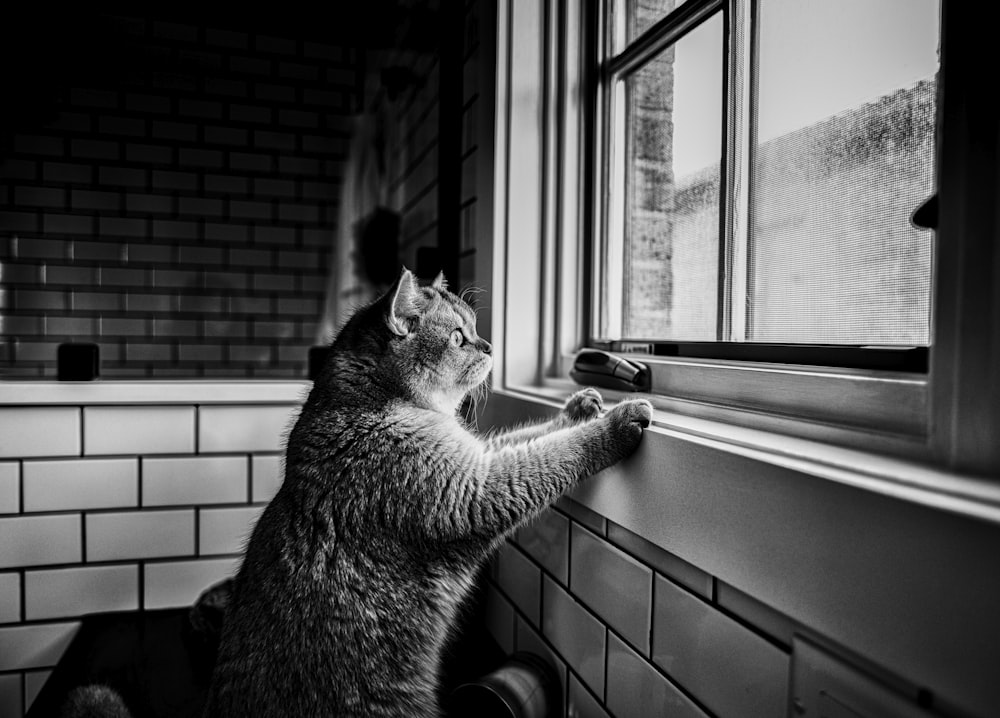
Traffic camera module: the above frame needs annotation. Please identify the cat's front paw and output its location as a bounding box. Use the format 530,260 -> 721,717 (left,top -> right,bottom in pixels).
561,388 -> 603,423
605,399 -> 653,454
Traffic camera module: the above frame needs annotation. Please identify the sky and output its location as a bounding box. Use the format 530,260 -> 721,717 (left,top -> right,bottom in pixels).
667,0 -> 940,177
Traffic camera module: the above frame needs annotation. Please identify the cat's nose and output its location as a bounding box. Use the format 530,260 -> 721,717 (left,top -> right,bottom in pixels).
478,339 -> 492,355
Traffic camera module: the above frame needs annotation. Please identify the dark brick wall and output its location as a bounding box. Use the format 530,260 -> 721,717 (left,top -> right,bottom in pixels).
0,14 -> 359,378
325,0 -> 484,330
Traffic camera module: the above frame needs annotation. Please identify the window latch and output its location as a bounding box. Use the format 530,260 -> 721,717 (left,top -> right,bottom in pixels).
570,350 -> 650,392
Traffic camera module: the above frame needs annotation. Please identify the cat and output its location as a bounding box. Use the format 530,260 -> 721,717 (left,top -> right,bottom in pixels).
203,268 -> 652,717
59,686 -> 132,718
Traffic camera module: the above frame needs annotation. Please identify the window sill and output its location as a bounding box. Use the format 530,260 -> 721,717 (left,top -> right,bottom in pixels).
0,380 -> 311,406
499,378 -> 1000,525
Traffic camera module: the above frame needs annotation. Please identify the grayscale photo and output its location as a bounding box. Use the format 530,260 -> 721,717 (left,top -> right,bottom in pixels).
0,1 -> 995,717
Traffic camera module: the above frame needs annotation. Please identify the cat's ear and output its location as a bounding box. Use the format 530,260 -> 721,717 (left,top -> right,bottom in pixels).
431,271 -> 448,291
387,268 -> 420,336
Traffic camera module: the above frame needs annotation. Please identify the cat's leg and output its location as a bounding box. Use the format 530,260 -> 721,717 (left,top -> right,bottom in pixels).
465,398 -> 651,539
483,388 -> 604,449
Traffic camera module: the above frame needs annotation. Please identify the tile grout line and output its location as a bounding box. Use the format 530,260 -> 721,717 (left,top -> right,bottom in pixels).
246,454 -> 254,504
193,405 -> 200,454
138,561 -> 145,611
194,507 -> 201,557
603,626 -> 610,706
19,568 -> 26,624
80,511 -> 87,564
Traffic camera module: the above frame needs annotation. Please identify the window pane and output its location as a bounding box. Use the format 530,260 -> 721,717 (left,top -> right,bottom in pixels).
613,0 -> 692,54
620,13 -> 723,340
750,0 -> 939,345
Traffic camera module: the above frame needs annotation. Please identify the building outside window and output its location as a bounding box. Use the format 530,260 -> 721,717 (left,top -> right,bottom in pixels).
599,0 -> 939,350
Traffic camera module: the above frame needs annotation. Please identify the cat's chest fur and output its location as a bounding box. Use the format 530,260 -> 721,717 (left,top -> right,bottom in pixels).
210,402 -> 487,716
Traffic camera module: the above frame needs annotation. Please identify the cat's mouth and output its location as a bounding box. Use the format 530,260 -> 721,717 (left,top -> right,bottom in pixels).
461,355 -> 493,388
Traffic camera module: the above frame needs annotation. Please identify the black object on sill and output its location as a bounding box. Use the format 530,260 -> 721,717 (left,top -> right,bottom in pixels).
570,349 -> 651,392
57,342 -> 100,381
309,346 -> 333,381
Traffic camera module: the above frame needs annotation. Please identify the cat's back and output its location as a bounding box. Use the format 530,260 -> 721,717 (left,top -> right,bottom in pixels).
289,395 -> 474,484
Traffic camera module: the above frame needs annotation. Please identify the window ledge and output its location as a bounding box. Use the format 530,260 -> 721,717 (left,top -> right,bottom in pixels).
498,380 -> 1000,526
0,380 -> 312,406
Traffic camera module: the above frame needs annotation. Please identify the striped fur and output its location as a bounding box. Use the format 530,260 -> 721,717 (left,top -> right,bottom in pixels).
205,270 -> 651,717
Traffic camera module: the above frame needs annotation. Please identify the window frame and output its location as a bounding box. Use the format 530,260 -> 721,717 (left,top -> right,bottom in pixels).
484,5 -> 1000,713
489,0 -> 1000,476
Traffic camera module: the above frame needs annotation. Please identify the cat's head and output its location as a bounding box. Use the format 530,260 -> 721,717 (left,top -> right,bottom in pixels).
330,268 -> 492,413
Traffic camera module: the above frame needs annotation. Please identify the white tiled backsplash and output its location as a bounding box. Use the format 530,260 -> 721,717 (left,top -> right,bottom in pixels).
0,381 -> 305,715
486,497 -> 795,718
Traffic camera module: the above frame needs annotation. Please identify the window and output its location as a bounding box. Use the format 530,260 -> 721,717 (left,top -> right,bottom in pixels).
491,0 -> 1000,472
597,0 -> 939,354
559,0 -> 949,449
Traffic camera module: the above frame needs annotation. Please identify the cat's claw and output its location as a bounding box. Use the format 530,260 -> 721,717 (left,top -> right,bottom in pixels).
561,388 -> 604,423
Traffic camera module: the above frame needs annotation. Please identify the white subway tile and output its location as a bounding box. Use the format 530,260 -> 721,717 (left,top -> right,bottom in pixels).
607,522 -> 713,599
144,558 -> 239,610
484,583 -> 515,655
251,454 -> 283,502
142,456 -> 247,506
199,405 -> 299,453
24,669 -> 51,711
542,576 -> 606,698
518,508 -> 570,585
86,510 -> 194,561
0,462 -> 18,514
515,616 -> 568,696
25,565 -> 139,620
84,406 -> 195,456
0,621 -> 81,671
568,673 -> 610,718
0,408 -> 81,459
199,506 -> 263,555
607,632 -> 707,718
571,524 -> 652,654
652,574 -> 789,718
0,572 -> 20,623
497,542 -> 541,626
0,673 -> 22,718
23,458 -> 138,512
0,515 -> 81,570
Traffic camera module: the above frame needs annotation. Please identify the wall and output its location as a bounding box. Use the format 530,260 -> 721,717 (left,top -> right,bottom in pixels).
483,500 -> 789,718
0,383 -> 305,716
0,12 -> 356,378
327,0 -> 485,323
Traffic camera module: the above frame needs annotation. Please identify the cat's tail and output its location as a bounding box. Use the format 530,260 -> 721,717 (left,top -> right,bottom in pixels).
59,685 -> 132,718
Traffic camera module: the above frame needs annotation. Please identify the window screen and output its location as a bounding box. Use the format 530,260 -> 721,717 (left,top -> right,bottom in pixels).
601,0 -> 940,352
749,0 -> 938,345
623,12 -> 723,340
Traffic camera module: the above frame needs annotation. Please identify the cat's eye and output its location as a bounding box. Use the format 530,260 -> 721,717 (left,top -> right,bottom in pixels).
450,329 -> 465,347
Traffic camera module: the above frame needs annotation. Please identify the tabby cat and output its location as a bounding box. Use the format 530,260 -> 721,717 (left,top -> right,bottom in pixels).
204,269 -> 652,717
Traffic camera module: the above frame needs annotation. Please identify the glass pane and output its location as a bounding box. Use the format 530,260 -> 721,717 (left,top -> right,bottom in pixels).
620,13 -> 723,340
613,0 -> 692,54
750,0 -> 939,345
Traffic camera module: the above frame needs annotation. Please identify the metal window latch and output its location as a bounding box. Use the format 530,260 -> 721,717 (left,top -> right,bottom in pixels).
570,349 -> 651,392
